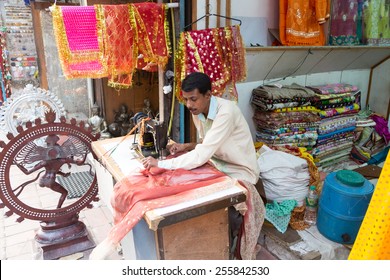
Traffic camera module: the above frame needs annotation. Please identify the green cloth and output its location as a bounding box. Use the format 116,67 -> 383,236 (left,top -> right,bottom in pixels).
265,200 -> 298,233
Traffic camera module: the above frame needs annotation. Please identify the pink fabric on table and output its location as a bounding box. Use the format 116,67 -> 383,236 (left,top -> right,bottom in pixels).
90,162 -> 263,260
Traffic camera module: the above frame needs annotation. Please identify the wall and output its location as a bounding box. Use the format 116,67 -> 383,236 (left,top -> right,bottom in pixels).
368,59 -> 390,126
195,0 -> 279,46
1,0 -> 39,91
40,9 -> 89,119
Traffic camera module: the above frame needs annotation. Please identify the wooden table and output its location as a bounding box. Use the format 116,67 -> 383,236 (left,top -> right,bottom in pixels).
91,136 -> 247,260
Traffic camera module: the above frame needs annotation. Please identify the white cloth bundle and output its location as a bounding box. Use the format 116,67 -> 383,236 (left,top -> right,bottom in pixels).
257,145 -> 310,206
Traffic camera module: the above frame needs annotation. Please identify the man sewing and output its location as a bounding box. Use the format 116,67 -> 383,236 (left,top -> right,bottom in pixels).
142,72 -> 265,260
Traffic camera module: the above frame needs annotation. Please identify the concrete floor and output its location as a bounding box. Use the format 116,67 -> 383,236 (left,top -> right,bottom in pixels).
0,177 -> 123,260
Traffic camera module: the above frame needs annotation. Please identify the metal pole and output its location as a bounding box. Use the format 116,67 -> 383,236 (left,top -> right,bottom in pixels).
179,0 -> 185,143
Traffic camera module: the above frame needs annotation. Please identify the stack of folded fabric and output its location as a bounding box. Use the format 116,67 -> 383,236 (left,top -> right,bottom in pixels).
351,108 -> 390,164
251,84 -> 320,149
307,83 -> 361,167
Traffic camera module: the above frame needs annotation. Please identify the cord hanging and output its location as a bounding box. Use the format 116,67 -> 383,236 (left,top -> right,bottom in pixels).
184,13 -> 242,30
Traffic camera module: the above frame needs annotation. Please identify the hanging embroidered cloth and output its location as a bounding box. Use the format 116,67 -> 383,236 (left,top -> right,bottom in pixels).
279,0 -> 330,46
52,5 -> 107,79
0,46 -> 11,101
175,25 -> 246,102
221,25 -> 247,99
52,3 -> 171,89
329,0 -> 362,46
363,0 -> 390,46
133,2 -> 171,71
95,4 -> 138,89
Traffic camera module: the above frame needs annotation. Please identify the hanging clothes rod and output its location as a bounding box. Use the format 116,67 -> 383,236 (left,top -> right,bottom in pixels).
48,2 -> 179,12
166,3 -> 179,8
184,13 -> 242,29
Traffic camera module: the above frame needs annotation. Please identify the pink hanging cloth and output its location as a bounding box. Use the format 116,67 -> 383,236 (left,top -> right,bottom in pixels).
52,5 -> 107,79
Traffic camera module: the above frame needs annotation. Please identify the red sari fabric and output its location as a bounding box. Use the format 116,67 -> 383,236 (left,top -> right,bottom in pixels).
175,25 -> 246,102
96,4 -> 138,89
133,2 -> 170,70
0,40 -> 6,102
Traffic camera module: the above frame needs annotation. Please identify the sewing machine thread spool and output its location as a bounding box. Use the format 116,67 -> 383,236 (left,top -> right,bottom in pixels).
132,112 -> 158,158
140,132 -> 155,151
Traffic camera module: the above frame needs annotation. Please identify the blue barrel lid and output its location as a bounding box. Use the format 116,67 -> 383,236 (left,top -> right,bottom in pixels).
325,170 -> 374,196
336,170 -> 365,187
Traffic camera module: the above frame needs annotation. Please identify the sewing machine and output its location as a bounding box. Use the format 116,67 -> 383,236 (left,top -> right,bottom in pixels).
131,112 -> 169,160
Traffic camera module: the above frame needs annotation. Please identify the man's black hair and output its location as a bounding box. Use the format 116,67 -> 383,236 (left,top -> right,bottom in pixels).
181,72 -> 211,95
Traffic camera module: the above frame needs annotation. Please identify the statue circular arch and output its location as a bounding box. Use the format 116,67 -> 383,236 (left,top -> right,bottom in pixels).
0,84 -> 66,135
0,114 -> 98,222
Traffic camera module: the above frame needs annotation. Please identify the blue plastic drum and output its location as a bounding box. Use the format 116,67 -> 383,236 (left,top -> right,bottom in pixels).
317,170 -> 374,244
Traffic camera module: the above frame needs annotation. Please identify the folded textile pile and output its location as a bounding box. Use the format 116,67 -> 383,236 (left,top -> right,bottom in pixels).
251,84 -> 316,111
351,110 -> 390,164
257,145 -> 310,206
251,84 -> 320,149
308,83 -> 360,119
307,83 -> 360,167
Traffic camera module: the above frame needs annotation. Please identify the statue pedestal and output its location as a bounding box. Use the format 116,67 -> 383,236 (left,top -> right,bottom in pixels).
35,216 -> 95,260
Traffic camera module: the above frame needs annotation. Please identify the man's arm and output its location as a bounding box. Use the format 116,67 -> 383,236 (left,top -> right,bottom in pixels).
141,142 -> 197,169
156,103 -> 235,170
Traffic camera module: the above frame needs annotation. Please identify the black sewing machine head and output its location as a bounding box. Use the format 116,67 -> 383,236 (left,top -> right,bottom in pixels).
132,112 -> 168,159
154,122 -> 168,159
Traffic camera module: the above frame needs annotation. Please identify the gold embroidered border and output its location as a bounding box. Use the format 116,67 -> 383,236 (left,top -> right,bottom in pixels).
133,3 -> 170,67
52,5 -> 107,79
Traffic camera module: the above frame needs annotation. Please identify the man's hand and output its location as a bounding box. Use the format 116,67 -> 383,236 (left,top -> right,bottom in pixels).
167,143 -> 195,155
141,156 -> 158,169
